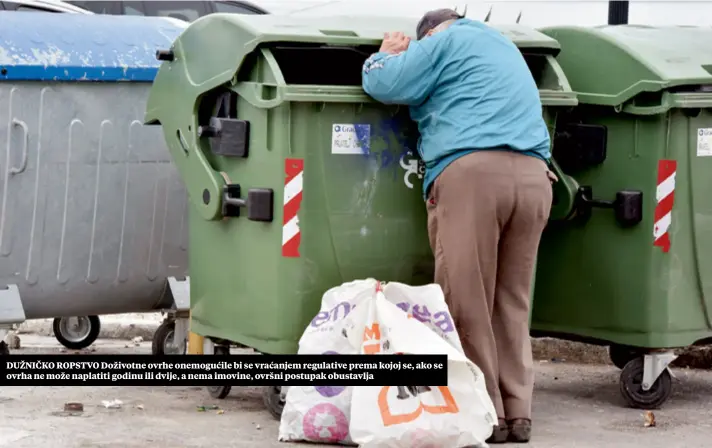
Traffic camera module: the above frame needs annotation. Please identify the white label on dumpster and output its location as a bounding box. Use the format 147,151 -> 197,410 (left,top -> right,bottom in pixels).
399,150 -> 425,189
697,128 -> 712,157
332,124 -> 370,155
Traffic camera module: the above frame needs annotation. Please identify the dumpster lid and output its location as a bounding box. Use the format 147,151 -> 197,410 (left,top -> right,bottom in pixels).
206,14 -> 560,52
542,25 -> 712,106
0,13 -> 186,82
597,26 -> 712,84
492,24 -> 560,52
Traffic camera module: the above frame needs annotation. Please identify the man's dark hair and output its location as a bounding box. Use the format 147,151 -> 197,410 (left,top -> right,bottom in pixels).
416,8 -> 464,40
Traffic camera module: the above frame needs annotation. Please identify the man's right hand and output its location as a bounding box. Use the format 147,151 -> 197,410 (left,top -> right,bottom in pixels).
546,170 -> 558,183
379,32 -> 411,55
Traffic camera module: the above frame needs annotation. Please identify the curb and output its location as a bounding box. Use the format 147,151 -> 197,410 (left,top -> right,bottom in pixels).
532,338 -> 609,364
533,338 -> 712,370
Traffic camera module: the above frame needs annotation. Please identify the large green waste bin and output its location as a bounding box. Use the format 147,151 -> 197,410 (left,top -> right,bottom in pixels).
533,25 -> 712,409
145,15 -> 577,357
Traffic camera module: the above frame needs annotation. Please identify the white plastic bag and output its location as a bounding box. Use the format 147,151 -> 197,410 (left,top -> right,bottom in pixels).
278,280 -> 376,445
278,279 -> 497,447
348,282 -> 497,447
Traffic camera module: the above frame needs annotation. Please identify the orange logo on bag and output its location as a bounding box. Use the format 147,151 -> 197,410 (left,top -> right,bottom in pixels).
363,323 -> 381,354
377,385 -> 459,426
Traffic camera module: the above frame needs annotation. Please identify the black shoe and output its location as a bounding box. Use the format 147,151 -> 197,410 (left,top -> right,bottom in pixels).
507,418 -> 532,443
486,422 -> 509,444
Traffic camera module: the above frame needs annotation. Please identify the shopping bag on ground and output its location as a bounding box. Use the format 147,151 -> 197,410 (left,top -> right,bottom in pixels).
348,282 -> 497,448
278,279 -> 497,447
278,279 -> 377,445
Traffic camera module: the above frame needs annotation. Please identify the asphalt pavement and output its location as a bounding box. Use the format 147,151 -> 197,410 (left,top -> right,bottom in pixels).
1,335 -> 711,447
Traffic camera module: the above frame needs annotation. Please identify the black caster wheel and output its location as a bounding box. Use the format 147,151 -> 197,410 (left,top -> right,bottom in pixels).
609,344 -> 642,370
263,385 -> 285,420
214,345 -> 230,355
207,385 -> 232,399
152,320 -> 186,355
207,345 -> 231,399
620,357 -> 672,409
53,316 -> 101,350
0,341 -> 8,355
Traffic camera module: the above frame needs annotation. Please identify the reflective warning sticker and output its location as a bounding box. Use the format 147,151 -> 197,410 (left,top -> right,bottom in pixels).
283,158 -> 303,258
653,159 -> 676,253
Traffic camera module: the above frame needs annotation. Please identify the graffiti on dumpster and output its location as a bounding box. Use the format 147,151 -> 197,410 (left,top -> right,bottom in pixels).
331,117 -> 425,189
400,150 -> 425,189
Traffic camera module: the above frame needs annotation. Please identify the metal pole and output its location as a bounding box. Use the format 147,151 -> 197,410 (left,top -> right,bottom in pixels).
608,1 -> 629,25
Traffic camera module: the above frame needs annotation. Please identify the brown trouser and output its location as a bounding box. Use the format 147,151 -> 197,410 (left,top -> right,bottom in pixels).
426,150 -> 552,420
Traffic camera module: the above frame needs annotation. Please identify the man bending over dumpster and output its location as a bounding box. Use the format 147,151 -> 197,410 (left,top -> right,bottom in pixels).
361,9 -> 554,444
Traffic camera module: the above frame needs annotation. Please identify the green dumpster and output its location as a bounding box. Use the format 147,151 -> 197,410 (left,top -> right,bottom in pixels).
144,14 -> 577,356
532,25 -> 712,409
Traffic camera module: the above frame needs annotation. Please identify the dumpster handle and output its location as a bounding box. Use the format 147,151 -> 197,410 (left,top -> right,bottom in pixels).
547,158 -> 579,221
232,81 -> 285,110
9,118 -> 29,175
623,91 -> 712,115
230,48 -> 286,110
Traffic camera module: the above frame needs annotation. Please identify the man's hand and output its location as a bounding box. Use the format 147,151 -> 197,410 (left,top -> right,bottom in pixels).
546,170 -> 558,184
379,32 -> 410,55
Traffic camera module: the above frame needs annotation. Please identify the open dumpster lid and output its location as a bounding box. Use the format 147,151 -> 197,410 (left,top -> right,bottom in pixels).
0,13 -> 186,82
147,14 -> 567,118
201,14 -> 560,51
541,25 -> 712,107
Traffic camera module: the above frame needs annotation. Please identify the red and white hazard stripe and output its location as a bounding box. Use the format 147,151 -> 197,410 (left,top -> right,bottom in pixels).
282,158 -> 304,257
653,160 -> 677,253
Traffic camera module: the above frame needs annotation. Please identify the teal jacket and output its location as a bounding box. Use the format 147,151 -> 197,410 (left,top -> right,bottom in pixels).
362,19 -> 551,199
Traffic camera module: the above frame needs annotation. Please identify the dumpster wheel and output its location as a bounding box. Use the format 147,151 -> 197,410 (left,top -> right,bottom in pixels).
206,345 -> 231,399
609,344 -> 642,370
620,357 -> 672,409
152,320 -> 187,355
207,384 -> 232,399
263,385 -> 286,420
53,316 -> 101,350
0,341 -> 8,355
